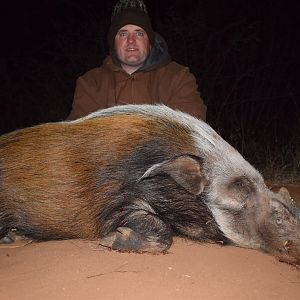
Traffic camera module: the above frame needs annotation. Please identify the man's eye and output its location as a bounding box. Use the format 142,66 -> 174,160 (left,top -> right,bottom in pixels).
119,32 -> 127,37
136,31 -> 145,37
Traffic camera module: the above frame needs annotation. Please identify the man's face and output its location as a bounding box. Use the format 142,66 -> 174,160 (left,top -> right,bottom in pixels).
114,24 -> 151,73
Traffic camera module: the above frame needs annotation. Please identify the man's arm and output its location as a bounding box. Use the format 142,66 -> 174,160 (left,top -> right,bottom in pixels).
67,75 -> 99,121
165,66 -> 207,120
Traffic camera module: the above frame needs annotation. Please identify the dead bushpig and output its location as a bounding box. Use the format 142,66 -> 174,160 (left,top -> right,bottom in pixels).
0,104 -> 299,265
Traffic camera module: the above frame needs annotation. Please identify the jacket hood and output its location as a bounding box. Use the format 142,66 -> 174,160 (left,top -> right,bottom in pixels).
109,32 -> 171,73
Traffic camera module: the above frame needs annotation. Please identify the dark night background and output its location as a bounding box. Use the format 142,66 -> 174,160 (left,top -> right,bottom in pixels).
1,0 -> 299,180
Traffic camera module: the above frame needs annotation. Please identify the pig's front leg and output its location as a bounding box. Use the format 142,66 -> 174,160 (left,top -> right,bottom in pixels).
99,209 -> 172,253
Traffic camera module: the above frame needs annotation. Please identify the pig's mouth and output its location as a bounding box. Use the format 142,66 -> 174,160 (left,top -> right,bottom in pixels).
276,240 -> 300,267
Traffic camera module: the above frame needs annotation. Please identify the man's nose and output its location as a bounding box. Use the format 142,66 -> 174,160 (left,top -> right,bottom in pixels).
127,33 -> 136,43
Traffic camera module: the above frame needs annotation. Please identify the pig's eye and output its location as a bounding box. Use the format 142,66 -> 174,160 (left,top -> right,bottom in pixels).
229,176 -> 254,195
276,218 -> 283,225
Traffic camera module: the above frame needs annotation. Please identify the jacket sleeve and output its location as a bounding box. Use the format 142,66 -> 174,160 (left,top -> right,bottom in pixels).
164,66 -> 207,121
66,74 -> 100,120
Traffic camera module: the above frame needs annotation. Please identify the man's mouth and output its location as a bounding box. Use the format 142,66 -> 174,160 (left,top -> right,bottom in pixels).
126,48 -> 138,51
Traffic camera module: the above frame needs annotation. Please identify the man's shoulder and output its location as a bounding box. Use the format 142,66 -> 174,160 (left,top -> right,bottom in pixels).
82,67 -> 102,76
151,61 -> 192,81
79,57 -> 114,80
77,67 -> 102,86
158,61 -> 189,73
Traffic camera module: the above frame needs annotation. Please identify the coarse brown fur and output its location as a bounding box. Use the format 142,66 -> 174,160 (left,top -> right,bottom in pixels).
0,114 -> 195,240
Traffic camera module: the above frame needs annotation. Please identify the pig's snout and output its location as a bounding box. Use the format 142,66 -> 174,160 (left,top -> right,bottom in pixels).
259,188 -> 300,266
277,240 -> 300,266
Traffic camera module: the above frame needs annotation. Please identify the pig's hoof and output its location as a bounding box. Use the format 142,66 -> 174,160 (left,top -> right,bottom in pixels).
0,235 -> 15,244
99,227 -> 143,252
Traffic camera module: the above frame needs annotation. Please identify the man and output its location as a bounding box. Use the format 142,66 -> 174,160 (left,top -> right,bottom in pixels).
67,0 -> 207,120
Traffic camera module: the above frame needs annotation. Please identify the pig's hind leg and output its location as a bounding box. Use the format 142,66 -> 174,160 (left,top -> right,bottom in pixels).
99,206 -> 173,253
0,212 -> 15,243
0,231 -> 15,244
0,213 -> 31,245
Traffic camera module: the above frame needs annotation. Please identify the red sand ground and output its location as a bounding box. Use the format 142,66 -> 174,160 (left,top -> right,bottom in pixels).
1,184 -> 300,300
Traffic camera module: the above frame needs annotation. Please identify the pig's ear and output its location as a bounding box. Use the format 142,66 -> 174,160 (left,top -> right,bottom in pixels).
277,187 -> 300,217
139,155 -> 207,195
278,187 -> 292,201
278,187 -> 294,207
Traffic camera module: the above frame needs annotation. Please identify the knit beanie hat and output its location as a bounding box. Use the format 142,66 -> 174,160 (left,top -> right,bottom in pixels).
108,0 -> 155,49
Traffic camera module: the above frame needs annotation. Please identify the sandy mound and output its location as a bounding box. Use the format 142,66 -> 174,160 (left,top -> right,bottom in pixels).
1,185 -> 300,300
